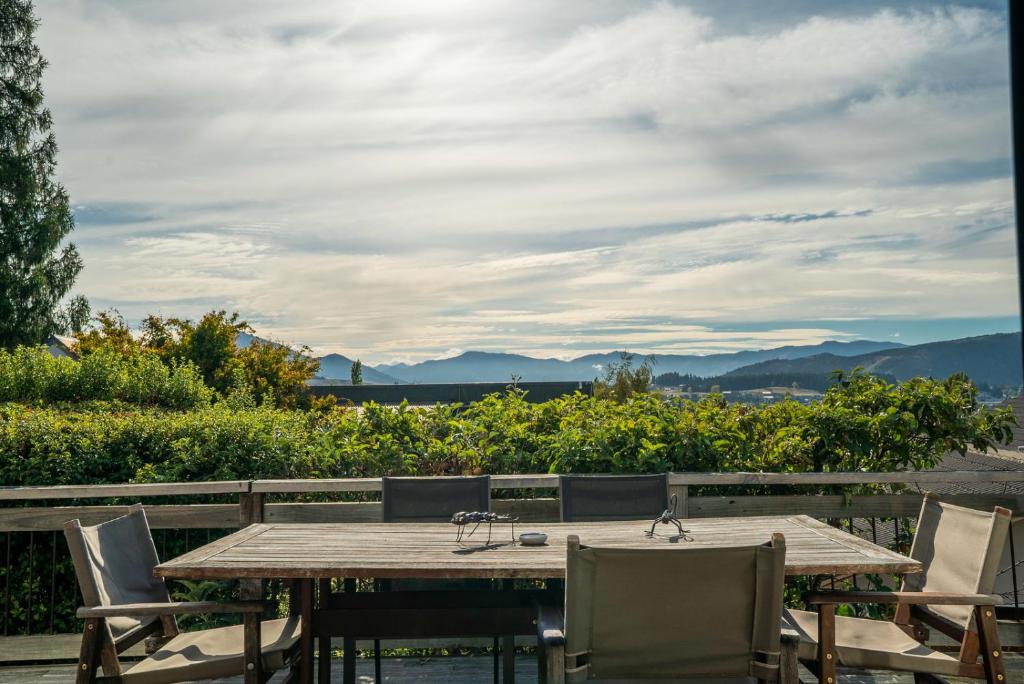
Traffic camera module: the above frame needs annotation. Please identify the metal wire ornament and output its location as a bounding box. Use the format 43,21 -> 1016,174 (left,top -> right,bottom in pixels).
451,511 -> 518,545
645,494 -> 691,540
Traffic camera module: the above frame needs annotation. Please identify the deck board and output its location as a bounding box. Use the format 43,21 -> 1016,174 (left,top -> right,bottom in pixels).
0,654 -> 1021,683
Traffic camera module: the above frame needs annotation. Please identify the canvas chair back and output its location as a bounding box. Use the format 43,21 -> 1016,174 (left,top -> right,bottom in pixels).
901,493 -> 1011,631
381,475 -> 490,522
64,504 -> 170,643
563,534 -> 786,681
559,473 -> 670,522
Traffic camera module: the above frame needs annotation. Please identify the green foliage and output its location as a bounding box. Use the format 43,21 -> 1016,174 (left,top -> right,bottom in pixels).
0,371 -> 1011,486
0,0 -> 85,347
0,345 -> 213,408
141,310 -> 249,393
593,352 -> 655,402
351,358 -> 363,385
76,309 -> 320,408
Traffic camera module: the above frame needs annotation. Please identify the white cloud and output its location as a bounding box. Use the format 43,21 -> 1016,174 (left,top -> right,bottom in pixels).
38,1 -> 1016,362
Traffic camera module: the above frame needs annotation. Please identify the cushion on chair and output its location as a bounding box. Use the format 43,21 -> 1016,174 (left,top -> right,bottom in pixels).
122,617 -> 300,684
784,609 -> 962,677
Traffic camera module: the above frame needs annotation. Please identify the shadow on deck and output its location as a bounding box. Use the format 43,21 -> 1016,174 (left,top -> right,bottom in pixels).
1,655 -> 1023,683
0,635 -> 1021,683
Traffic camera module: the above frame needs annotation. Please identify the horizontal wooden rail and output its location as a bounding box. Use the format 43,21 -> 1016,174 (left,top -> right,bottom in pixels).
2,470 -> 1020,501
0,480 -> 249,501
252,470 -> 1024,493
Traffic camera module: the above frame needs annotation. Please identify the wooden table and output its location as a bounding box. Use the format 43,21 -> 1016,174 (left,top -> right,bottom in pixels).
155,516 -> 921,683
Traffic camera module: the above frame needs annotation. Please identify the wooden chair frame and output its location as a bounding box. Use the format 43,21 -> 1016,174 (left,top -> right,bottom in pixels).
66,505 -> 298,684
74,600 -> 280,684
804,590 -> 1007,684
537,534 -> 799,684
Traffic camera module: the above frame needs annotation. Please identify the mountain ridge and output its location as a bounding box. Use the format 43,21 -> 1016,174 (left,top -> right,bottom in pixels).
369,339 -> 905,383
722,332 -> 1022,387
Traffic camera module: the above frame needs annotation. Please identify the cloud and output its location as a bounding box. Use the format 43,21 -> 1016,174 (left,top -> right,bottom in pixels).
36,1 -> 1017,362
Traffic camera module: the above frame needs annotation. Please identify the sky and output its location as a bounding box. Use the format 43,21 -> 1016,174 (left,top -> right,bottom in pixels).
37,0 -> 1020,364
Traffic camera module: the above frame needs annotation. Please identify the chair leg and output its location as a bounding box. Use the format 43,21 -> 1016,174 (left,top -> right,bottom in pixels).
779,635 -> 800,684
544,642 -> 564,684
975,605 -> 1007,684
76,618 -> 104,684
816,604 -> 837,684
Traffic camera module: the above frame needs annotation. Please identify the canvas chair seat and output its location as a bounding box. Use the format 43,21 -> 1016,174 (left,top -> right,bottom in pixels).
123,616 -> 301,684
785,608 -> 962,676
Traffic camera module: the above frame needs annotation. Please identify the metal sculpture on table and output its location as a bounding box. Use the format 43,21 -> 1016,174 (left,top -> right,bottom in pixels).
451,511 -> 518,545
645,494 -> 691,540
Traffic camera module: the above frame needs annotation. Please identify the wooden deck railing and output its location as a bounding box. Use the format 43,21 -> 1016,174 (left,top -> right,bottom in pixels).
0,470 -> 1020,531
0,471 -> 1020,641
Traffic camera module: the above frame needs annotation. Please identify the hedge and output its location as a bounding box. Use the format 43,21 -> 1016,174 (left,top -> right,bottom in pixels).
0,372 -> 1013,486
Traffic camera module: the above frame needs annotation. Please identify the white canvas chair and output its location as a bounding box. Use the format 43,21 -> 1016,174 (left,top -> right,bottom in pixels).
786,493 -> 1011,684
65,504 -> 301,683
538,533 -> 799,684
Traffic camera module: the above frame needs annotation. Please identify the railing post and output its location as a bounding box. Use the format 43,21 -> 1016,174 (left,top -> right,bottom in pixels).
239,491 -> 265,527
238,489 -> 265,604
669,483 -> 689,518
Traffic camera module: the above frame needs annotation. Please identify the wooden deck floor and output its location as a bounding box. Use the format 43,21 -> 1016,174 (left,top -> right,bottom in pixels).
0,655 -> 1020,683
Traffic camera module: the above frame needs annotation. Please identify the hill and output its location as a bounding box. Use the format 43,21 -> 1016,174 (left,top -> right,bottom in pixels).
237,333 -> 402,384
316,354 -> 403,384
723,332 -> 1022,387
372,340 -> 903,383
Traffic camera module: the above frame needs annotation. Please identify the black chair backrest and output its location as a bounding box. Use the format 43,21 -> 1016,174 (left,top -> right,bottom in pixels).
381,476 -> 491,522
559,473 -> 670,522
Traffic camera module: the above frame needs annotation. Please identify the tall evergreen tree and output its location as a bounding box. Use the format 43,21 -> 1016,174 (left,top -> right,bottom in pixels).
0,0 -> 85,347
350,359 -> 363,385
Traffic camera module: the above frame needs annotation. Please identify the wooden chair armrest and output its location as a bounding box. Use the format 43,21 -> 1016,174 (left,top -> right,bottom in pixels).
77,601 -> 268,618
805,591 -> 1002,606
536,604 -> 565,646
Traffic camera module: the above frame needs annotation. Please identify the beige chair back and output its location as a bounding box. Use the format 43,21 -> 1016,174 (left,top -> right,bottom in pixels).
64,504 -> 171,644
902,493 -> 1011,630
563,534 -> 786,681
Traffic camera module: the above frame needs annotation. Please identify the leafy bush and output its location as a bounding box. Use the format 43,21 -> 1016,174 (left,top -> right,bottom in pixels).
0,346 -> 212,408
0,371 -> 1011,486
78,310 -> 320,407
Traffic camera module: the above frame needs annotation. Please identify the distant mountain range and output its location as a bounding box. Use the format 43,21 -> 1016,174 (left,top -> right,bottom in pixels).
316,354 -> 403,384
237,332 -> 403,383
239,330 -> 1023,387
368,340 -> 904,383
723,332 -> 1022,387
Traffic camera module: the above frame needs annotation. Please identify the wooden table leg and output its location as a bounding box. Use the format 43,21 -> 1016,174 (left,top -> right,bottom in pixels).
239,578 -> 264,684
299,579 -> 314,684
502,634 -> 515,684
243,612 -> 263,684
344,578 -> 357,684
318,579 -> 332,683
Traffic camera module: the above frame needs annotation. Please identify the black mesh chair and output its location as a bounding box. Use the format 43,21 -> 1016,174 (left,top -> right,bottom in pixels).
558,473 -> 671,522
373,476 -> 499,681
381,475 -> 490,522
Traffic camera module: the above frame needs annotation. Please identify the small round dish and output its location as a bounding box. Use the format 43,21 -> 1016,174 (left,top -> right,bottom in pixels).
519,532 -> 548,546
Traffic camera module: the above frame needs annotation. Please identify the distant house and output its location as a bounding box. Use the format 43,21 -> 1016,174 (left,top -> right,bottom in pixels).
46,334 -> 78,360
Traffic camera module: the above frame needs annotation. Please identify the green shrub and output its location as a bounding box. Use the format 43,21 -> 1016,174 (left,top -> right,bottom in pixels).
0,370 -> 1012,486
0,346 -> 213,408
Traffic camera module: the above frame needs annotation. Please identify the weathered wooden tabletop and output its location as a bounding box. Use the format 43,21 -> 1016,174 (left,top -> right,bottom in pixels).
155,515 -> 920,579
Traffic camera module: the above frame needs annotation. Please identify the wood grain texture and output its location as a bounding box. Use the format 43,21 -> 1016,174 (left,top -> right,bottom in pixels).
0,480 -> 248,500
0,504 -> 240,532
155,516 -> 922,580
